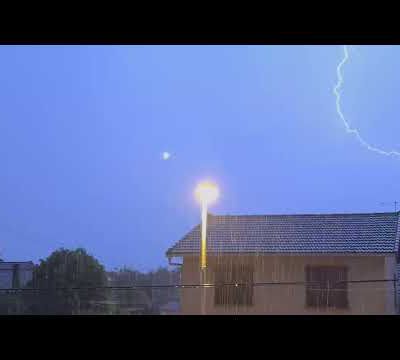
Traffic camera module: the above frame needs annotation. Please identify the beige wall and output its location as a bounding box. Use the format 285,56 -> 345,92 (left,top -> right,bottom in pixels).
180,254 -> 397,315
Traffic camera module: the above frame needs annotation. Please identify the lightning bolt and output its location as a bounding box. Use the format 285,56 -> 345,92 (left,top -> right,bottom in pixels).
334,45 -> 400,157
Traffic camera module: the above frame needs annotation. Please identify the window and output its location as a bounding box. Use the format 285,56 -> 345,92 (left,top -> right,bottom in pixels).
305,266 -> 348,309
214,263 -> 253,306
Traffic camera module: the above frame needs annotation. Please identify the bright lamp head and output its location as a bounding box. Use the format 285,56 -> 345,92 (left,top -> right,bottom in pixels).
195,181 -> 219,206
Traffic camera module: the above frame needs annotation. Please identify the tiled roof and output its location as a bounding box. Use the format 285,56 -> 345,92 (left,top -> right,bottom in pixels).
166,212 -> 400,257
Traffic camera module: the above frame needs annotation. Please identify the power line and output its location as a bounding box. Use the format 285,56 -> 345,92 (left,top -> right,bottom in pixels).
0,278 -> 396,292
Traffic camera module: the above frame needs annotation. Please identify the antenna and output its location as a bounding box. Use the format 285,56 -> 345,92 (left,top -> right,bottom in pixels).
380,201 -> 399,212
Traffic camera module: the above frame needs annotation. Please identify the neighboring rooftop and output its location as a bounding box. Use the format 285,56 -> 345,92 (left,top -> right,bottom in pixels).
0,261 -> 34,270
166,212 -> 400,257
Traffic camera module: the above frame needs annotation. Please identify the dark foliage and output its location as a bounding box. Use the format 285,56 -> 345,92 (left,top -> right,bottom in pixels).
22,248 -> 107,314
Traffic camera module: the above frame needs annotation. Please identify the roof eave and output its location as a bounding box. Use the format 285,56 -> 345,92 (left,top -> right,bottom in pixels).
166,251 -> 398,257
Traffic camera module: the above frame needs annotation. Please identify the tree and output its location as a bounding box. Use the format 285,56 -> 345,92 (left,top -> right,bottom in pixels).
23,248 -> 107,314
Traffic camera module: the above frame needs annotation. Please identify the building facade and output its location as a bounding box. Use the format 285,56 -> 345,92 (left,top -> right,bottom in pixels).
0,261 -> 34,289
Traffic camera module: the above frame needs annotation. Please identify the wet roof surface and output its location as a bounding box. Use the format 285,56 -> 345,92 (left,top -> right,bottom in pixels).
167,212 -> 400,256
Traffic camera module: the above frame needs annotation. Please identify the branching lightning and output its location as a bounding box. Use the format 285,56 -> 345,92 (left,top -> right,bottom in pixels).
334,45 -> 400,157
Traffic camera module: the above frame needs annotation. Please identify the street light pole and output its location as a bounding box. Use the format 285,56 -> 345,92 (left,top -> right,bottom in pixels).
201,200 -> 208,271
200,200 -> 208,315
195,181 -> 219,315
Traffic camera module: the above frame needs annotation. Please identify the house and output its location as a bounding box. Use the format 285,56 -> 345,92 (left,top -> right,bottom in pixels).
166,212 -> 400,315
0,261 -> 34,314
0,261 -> 34,289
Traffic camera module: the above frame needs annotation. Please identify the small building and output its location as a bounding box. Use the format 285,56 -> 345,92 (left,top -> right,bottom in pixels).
0,261 -> 34,289
166,212 -> 400,315
0,261 -> 34,314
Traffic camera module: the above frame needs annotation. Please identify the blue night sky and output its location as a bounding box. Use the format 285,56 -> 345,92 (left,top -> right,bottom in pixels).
0,45 -> 400,271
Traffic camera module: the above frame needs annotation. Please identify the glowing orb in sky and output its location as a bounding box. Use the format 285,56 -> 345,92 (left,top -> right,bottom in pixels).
162,152 -> 171,160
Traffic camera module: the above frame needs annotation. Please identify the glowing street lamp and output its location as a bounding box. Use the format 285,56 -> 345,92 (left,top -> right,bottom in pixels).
195,181 -> 219,270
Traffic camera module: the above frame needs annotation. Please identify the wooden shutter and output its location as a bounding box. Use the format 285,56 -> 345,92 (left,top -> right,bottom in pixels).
214,263 -> 253,307
305,266 -> 348,309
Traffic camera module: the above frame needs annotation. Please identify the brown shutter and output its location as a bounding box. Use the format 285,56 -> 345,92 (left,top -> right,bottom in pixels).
214,263 -> 254,307
305,266 -> 348,310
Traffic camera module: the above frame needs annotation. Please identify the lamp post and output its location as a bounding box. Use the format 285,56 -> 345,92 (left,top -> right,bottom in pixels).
194,181 -> 219,315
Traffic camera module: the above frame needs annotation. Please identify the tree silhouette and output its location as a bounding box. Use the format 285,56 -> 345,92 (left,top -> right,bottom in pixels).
23,248 -> 107,314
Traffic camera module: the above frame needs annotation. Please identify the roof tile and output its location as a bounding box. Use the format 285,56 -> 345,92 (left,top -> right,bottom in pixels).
166,212 -> 400,256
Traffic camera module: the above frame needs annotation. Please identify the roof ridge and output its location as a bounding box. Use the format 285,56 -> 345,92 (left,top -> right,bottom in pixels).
211,211 -> 400,217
